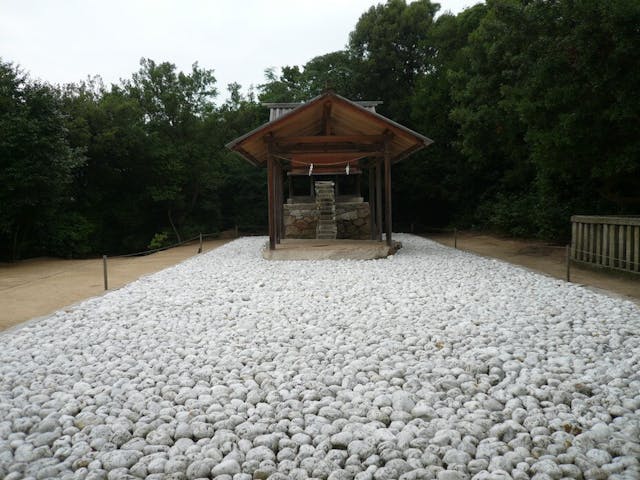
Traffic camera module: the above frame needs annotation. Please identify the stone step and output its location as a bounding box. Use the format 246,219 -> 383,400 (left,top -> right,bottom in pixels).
315,180 -> 336,240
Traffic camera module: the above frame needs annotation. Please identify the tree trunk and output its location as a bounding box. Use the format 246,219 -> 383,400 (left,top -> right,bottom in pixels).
167,209 -> 182,243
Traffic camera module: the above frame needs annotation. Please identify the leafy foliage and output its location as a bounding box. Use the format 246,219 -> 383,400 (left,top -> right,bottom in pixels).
0,61 -> 85,260
1,0 -> 638,260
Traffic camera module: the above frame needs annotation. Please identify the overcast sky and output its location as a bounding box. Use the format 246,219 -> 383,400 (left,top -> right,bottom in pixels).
1,0 -> 477,102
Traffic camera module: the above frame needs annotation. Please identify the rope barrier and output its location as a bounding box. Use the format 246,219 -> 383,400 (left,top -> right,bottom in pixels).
107,233 -> 223,259
102,232 -> 224,290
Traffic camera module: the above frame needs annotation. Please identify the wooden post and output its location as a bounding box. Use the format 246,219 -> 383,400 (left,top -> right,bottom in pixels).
198,233 -> 203,254
368,167 -> 376,240
584,223 -> 589,262
625,224 -> 632,271
602,224 -> 608,266
577,222 -> 583,261
375,159 -> 383,242
384,147 -> 392,247
566,245 -> 570,282
595,224 -> 601,264
235,225 -> 239,238
609,224 -> 615,267
634,226 -> 639,272
571,221 -> 577,260
267,155 -> 276,251
279,167 -> 285,242
275,161 -> 282,244
103,255 -> 108,291
618,225 -> 624,269
588,223 -> 593,262
454,228 -> 458,249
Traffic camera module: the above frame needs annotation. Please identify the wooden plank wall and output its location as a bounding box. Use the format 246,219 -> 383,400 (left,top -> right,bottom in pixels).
571,216 -> 640,273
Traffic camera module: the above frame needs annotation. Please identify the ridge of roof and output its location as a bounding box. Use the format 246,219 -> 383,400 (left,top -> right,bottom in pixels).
226,92 -> 432,150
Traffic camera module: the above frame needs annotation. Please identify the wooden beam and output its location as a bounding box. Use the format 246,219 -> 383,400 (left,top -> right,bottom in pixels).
275,144 -> 383,155
276,135 -> 386,144
384,143 -> 392,246
289,166 -> 363,176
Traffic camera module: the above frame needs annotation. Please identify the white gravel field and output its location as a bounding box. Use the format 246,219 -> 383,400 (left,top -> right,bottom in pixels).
1,235 -> 639,480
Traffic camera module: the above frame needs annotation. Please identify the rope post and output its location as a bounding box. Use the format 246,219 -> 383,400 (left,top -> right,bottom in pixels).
198,233 -> 203,254
103,255 -> 108,290
454,228 -> 458,249
566,244 -> 571,282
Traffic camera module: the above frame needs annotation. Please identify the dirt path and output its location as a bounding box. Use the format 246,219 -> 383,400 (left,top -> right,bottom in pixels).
2,233 -> 637,333
0,239 -> 230,331
426,232 -> 640,303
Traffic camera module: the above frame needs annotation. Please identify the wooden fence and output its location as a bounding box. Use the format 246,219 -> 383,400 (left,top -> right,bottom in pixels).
571,215 -> 640,273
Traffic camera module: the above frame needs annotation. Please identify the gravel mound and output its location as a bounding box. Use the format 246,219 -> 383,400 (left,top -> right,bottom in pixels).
1,235 -> 639,480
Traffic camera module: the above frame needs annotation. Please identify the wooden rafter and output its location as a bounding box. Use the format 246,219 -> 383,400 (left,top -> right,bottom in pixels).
276,135 -> 386,145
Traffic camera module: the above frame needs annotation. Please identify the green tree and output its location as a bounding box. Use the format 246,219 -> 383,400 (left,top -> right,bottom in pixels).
403,5 -> 488,228
515,0 -> 640,237
125,58 -> 219,242
0,60 -> 84,260
348,0 -> 440,122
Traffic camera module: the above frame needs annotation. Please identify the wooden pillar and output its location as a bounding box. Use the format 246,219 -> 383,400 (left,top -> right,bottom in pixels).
602,224 -> 608,266
625,224 -> 632,271
596,224 -> 602,264
384,147 -> 392,247
375,158 -> 383,241
618,225 -> 624,269
267,155 -> 276,250
275,161 -> 282,244
280,168 -> 285,241
369,166 -> 376,240
571,221 -> 577,260
634,226 -> 639,272
609,224 -> 616,267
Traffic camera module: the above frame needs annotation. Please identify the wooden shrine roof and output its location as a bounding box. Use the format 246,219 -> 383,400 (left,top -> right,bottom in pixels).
226,92 -> 433,171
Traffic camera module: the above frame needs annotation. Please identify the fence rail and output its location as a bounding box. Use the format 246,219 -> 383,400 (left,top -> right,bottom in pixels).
571,215 -> 640,274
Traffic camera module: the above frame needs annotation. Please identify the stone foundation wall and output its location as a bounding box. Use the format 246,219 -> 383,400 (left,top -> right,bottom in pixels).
336,202 -> 370,240
284,202 -> 370,239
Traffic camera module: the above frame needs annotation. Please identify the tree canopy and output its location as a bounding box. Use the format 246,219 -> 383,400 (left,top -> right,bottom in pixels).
1,0 -> 638,260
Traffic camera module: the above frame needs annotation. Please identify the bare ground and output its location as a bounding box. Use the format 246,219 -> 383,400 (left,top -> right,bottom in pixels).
1,233 -> 638,333
425,231 -> 640,303
0,239 -> 230,331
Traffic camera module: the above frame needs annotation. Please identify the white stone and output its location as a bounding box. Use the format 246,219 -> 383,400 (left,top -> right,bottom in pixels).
0,235 -> 639,479
211,459 -> 241,476
245,445 -> 275,463
100,450 -> 142,471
